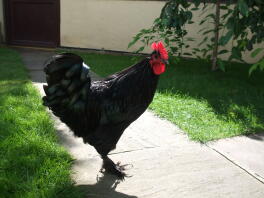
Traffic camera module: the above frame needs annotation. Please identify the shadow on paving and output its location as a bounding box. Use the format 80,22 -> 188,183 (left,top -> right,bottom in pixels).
247,132 -> 264,142
77,174 -> 138,198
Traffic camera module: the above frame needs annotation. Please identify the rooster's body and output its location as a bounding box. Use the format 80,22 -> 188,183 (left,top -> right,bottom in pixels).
43,42 -> 168,178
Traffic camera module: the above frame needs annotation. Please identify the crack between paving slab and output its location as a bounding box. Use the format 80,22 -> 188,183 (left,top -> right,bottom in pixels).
108,146 -> 159,156
206,144 -> 264,185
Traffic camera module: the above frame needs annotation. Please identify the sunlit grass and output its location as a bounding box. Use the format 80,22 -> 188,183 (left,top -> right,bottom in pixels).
0,47 -> 83,198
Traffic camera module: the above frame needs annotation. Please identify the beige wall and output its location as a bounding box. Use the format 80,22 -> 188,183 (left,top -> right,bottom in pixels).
0,0 -> 4,42
60,0 -> 263,63
61,0 -> 164,53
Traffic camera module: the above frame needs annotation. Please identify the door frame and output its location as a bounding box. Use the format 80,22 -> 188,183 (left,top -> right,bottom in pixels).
4,0 -> 60,47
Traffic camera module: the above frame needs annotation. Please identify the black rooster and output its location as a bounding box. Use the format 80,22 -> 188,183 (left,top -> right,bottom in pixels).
43,42 -> 168,179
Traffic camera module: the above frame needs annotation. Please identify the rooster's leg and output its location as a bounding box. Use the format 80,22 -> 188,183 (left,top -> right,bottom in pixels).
101,156 -> 127,179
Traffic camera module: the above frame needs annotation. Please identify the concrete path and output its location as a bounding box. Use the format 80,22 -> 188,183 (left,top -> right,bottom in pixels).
16,47 -> 264,198
208,133 -> 264,183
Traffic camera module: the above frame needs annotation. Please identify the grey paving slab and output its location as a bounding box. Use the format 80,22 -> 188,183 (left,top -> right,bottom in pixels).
208,133 -> 264,183
15,47 -> 55,83
17,47 -> 264,198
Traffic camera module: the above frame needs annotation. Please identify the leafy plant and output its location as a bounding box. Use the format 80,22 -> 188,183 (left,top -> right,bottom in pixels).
193,0 -> 264,72
128,0 -> 195,62
129,0 -> 264,74
192,2 -> 223,71
222,0 -> 264,74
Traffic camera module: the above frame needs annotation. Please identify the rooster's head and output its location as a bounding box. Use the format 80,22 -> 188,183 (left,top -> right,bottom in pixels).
150,42 -> 168,75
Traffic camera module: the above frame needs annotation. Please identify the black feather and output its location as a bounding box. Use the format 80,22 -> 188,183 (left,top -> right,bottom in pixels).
61,79 -> 71,88
65,63 -> 81,78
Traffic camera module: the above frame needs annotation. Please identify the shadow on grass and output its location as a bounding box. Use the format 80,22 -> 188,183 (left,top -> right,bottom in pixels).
77,174 -> 138,198
157,59 -> 264,135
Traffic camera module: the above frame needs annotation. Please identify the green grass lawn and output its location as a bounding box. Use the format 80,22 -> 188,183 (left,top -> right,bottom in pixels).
64,50 -> 264,142
0,47 -> 83,198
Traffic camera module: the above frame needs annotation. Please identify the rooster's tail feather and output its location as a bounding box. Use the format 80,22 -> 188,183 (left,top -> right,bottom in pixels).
43,53 -> 91,116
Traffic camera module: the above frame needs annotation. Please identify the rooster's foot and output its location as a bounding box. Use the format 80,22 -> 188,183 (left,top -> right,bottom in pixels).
101,157 -> 132,180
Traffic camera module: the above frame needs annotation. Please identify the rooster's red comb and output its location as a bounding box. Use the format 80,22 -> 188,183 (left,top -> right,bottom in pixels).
151,42 -> 168,60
